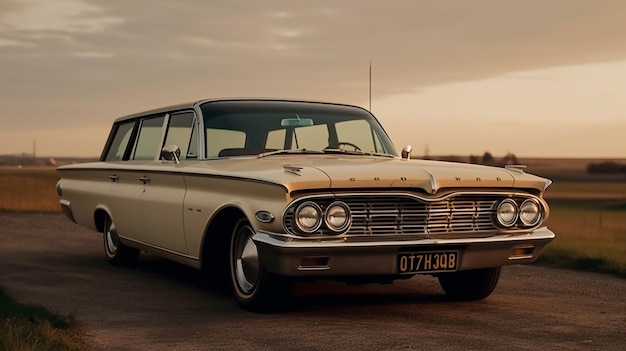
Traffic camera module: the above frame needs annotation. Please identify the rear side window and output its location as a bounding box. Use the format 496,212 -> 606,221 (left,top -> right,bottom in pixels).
103,121 -> 135,161
133,115 -> 165,160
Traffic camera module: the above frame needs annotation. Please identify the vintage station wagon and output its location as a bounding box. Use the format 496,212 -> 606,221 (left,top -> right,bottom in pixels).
56,98 -> 555,311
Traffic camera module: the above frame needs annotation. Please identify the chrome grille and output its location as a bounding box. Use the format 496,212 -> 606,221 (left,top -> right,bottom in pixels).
284,194 -> 500,236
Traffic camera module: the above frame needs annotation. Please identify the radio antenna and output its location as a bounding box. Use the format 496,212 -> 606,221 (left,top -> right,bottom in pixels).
369,60 -> 372,111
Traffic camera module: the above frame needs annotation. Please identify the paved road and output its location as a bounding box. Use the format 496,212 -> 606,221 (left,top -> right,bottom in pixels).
1,213 -> 624,350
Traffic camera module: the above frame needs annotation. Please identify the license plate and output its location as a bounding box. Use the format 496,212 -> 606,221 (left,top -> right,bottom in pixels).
397,251 -> 459,274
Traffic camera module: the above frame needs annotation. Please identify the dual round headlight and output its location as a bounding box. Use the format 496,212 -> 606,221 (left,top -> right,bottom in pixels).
294,201 -> 351,234
496,198 -> 542,228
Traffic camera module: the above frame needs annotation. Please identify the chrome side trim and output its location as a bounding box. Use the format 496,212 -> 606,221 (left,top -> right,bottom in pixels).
119,236 -> 201,269
58,166 -> 290,192
59,199 -> 75,223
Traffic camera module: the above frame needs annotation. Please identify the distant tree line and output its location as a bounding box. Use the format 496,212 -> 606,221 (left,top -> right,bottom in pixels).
431,152 -> 521,166
587,161 -> 626,174
469,152 -> 519,166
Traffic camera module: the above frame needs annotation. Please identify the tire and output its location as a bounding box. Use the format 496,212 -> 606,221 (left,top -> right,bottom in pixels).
229,218 -> 292,312
438,267 -> 501,301
103,215 -> 140,267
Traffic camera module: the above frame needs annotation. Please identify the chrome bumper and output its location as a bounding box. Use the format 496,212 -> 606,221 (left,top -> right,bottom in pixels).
253,227 -> 555,277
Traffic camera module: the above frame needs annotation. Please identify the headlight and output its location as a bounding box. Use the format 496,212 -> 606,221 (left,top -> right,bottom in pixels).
520,199 -> 541,226
496,199 -> 518,227
325,201 -> 351,233
294,202 -> 322,233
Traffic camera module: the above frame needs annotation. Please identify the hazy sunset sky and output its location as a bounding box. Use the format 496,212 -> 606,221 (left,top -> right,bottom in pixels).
1,0 -> 625,158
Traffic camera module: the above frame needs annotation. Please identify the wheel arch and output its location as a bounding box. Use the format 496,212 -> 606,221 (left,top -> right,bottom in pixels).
93,206 -> 112,233
199,205 -> 249,271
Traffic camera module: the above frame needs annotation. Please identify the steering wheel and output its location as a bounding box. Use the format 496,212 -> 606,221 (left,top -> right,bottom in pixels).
337,141 -> 361,151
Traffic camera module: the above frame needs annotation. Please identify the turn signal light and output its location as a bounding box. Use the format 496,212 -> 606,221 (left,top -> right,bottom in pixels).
509,245 -> 534,260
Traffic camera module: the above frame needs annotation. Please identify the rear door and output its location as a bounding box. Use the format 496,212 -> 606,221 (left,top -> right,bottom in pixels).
103,115 -> 163,244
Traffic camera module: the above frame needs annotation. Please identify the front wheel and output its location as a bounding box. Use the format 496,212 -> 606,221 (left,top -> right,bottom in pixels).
229,218 -> 292,312
103,215 -> 140,267
438,267 -> 501,301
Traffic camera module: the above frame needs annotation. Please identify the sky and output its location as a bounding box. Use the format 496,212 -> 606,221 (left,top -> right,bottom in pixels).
1,0 -> 626,158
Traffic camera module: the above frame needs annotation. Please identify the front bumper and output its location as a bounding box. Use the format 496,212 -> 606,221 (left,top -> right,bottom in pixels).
253,227 -> 555,277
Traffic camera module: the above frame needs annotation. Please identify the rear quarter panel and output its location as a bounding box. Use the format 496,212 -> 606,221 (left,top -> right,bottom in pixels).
57,168 -> 113,232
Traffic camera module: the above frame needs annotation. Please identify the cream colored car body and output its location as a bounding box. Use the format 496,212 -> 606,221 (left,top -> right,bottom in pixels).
57,98 -> 555,311
58,156 -> 552,266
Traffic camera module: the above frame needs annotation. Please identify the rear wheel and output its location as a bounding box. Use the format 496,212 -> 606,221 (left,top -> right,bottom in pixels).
103,215 -> 140,266
229,218 -> 292,312
438,267 -> 501,301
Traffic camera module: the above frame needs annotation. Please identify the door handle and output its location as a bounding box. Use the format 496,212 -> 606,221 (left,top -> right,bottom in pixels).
109,175 -> 119,182
139,176 -> 151,184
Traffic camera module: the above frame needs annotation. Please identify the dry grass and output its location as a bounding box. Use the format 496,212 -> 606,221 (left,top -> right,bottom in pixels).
545,181 -> 626,200
531,163 -> 626,277
0,167 -> 60,213
539,199 -> 626,277
0,288 -> 87,351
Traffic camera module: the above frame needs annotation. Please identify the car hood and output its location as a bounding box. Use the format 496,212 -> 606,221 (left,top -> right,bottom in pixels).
183,155 -> 551,194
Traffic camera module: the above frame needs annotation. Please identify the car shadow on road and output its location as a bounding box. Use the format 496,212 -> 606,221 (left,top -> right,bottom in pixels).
116,253 -> 453,313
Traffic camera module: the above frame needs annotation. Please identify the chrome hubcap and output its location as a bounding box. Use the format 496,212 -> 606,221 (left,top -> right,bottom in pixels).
234,225 -> 260,294
105,220 -> 119,256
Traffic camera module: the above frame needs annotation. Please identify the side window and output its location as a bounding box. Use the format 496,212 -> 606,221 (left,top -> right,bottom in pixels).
207,129 -> 246,157
133,115 -> 165,160
104,121 -> 135,161
335,120 -> 378,153
163,112 -> 196,160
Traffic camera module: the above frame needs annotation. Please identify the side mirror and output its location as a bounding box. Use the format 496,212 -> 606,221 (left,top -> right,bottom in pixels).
161,145 -> 181,164
401,145 -> 412,160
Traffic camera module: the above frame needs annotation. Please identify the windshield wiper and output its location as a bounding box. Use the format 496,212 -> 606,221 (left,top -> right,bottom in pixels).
257,149 -> 325,158
258,148 -> 395,158
322,149 -> 395,158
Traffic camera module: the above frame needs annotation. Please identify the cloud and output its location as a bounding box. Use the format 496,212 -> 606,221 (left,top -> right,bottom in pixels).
2,0 -> 123,33
2,0 -> 626,137
0,38 -> 34,47
72,51 -> 113,58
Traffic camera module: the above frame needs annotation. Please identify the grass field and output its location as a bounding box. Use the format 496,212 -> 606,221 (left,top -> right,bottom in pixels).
540,199 -> 626,278
527,162 -> 626,277
0,167 -> 60,213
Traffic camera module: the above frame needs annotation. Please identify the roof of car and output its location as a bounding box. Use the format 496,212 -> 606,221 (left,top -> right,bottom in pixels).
113,98 -> 366,123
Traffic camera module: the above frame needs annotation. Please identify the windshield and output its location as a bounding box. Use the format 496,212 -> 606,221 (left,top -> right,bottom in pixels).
199,100 -> 398,158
